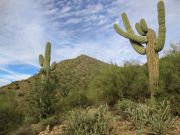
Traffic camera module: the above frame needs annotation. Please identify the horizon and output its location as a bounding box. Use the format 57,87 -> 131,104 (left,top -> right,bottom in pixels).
0,0 -> 180,86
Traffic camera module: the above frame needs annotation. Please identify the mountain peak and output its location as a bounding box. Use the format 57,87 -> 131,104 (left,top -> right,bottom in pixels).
76,54 -> 95,60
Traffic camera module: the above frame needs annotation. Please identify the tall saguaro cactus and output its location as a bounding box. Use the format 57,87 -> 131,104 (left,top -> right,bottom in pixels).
37,42 -> 56,119
114,0 -> 166,102
39,42 -> 56,81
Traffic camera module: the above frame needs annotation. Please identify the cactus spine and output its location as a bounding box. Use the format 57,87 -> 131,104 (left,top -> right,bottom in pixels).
39,42 -> 56,81
114,0 -> 166,103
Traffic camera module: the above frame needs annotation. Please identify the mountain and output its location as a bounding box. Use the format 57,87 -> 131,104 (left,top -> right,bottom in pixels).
0,55 -> 108,109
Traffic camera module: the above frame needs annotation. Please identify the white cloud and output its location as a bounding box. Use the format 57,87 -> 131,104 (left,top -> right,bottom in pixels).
55,35 -> 146,66
0,67 -> 31,86
65,18 -> 82,24
0,78 -> 11,86
0,0 -> 180,86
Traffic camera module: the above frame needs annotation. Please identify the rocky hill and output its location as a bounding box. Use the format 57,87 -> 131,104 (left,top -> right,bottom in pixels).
0,55 -> 108,109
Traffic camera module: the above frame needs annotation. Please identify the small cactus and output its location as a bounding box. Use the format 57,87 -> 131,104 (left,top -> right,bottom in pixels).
114,1 -> 166,103
39,42 -> 56,81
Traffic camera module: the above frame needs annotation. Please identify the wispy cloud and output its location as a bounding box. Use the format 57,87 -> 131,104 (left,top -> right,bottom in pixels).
0,67 -> 31,86
0,0 -> 180,86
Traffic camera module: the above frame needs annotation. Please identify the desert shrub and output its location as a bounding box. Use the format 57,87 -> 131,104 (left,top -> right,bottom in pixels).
120,64 -> 149,101
158,48 -> 180,115
64,105 -> 115,135
15,115 -> 62,135
115,99 -> 137,119
148,101 -> 176,135
88,64 -> 148,106
67,91 -> 91,107
126,103 -> 150,134
0,90 -> 24,135
38,114 -> 63,129
118,100 -> 177,135
116,99 -> 137,111
14,125 -> 39,135
57,90 -> 91,114
87,64 -> 124,105
26,78 -> 57,123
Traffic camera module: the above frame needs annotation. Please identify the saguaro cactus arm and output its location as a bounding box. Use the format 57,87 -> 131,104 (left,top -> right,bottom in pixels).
135,23 -> 146,36
130,41 -> 146,55
44,42 -> 51,70
39,55 -> 44,67
121,13 -> 146,55
114,13 -> 146,55
38,42 -> 56,80
155,0 -> 166,52
121,13 -> 134,33
140,19 -> 148,33
114,24 -> 147,44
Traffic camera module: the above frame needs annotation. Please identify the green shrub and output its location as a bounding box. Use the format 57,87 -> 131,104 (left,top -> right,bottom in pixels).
0,108 -> 24,135
117,100 -> 177,135
14,125 -> 39,135
148,101 -> 176,135
88,64 -> 148,106
87,65 -> 124,105
158,49 -> 180,115
0,90 -> 24,135
57,90 -> 91,113
115,99 -> 137,119
64,105 -> 115,135
67,91 -> 91,107
26,78 -> 57,123
39,115 -> 63,129
126,103 -> 150,134
116,99 -> 137,111
15,115 -> 62,135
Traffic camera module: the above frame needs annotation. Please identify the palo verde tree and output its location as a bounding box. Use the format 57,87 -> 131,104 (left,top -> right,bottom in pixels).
113,0 -> 166,103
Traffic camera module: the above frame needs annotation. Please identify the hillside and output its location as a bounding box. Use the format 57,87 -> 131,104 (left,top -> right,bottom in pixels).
0,51 -> 180,135
0,55 -> 107,109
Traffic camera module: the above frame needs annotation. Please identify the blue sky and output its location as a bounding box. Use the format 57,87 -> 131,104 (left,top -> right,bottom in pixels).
0,0 -> 180,86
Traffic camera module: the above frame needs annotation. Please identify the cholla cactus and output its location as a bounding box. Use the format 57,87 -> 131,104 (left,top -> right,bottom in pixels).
114,0 -> 166,102
39,42 -> 56,81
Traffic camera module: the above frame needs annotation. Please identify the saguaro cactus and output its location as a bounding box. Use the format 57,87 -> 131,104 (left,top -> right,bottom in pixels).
114,0 -> 166,102
39,42 -> 56,81
37,42 -> 56,119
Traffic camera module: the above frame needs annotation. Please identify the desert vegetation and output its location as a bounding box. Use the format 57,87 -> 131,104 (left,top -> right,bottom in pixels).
0,43 -> 179,135
0,0 -> 179,135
